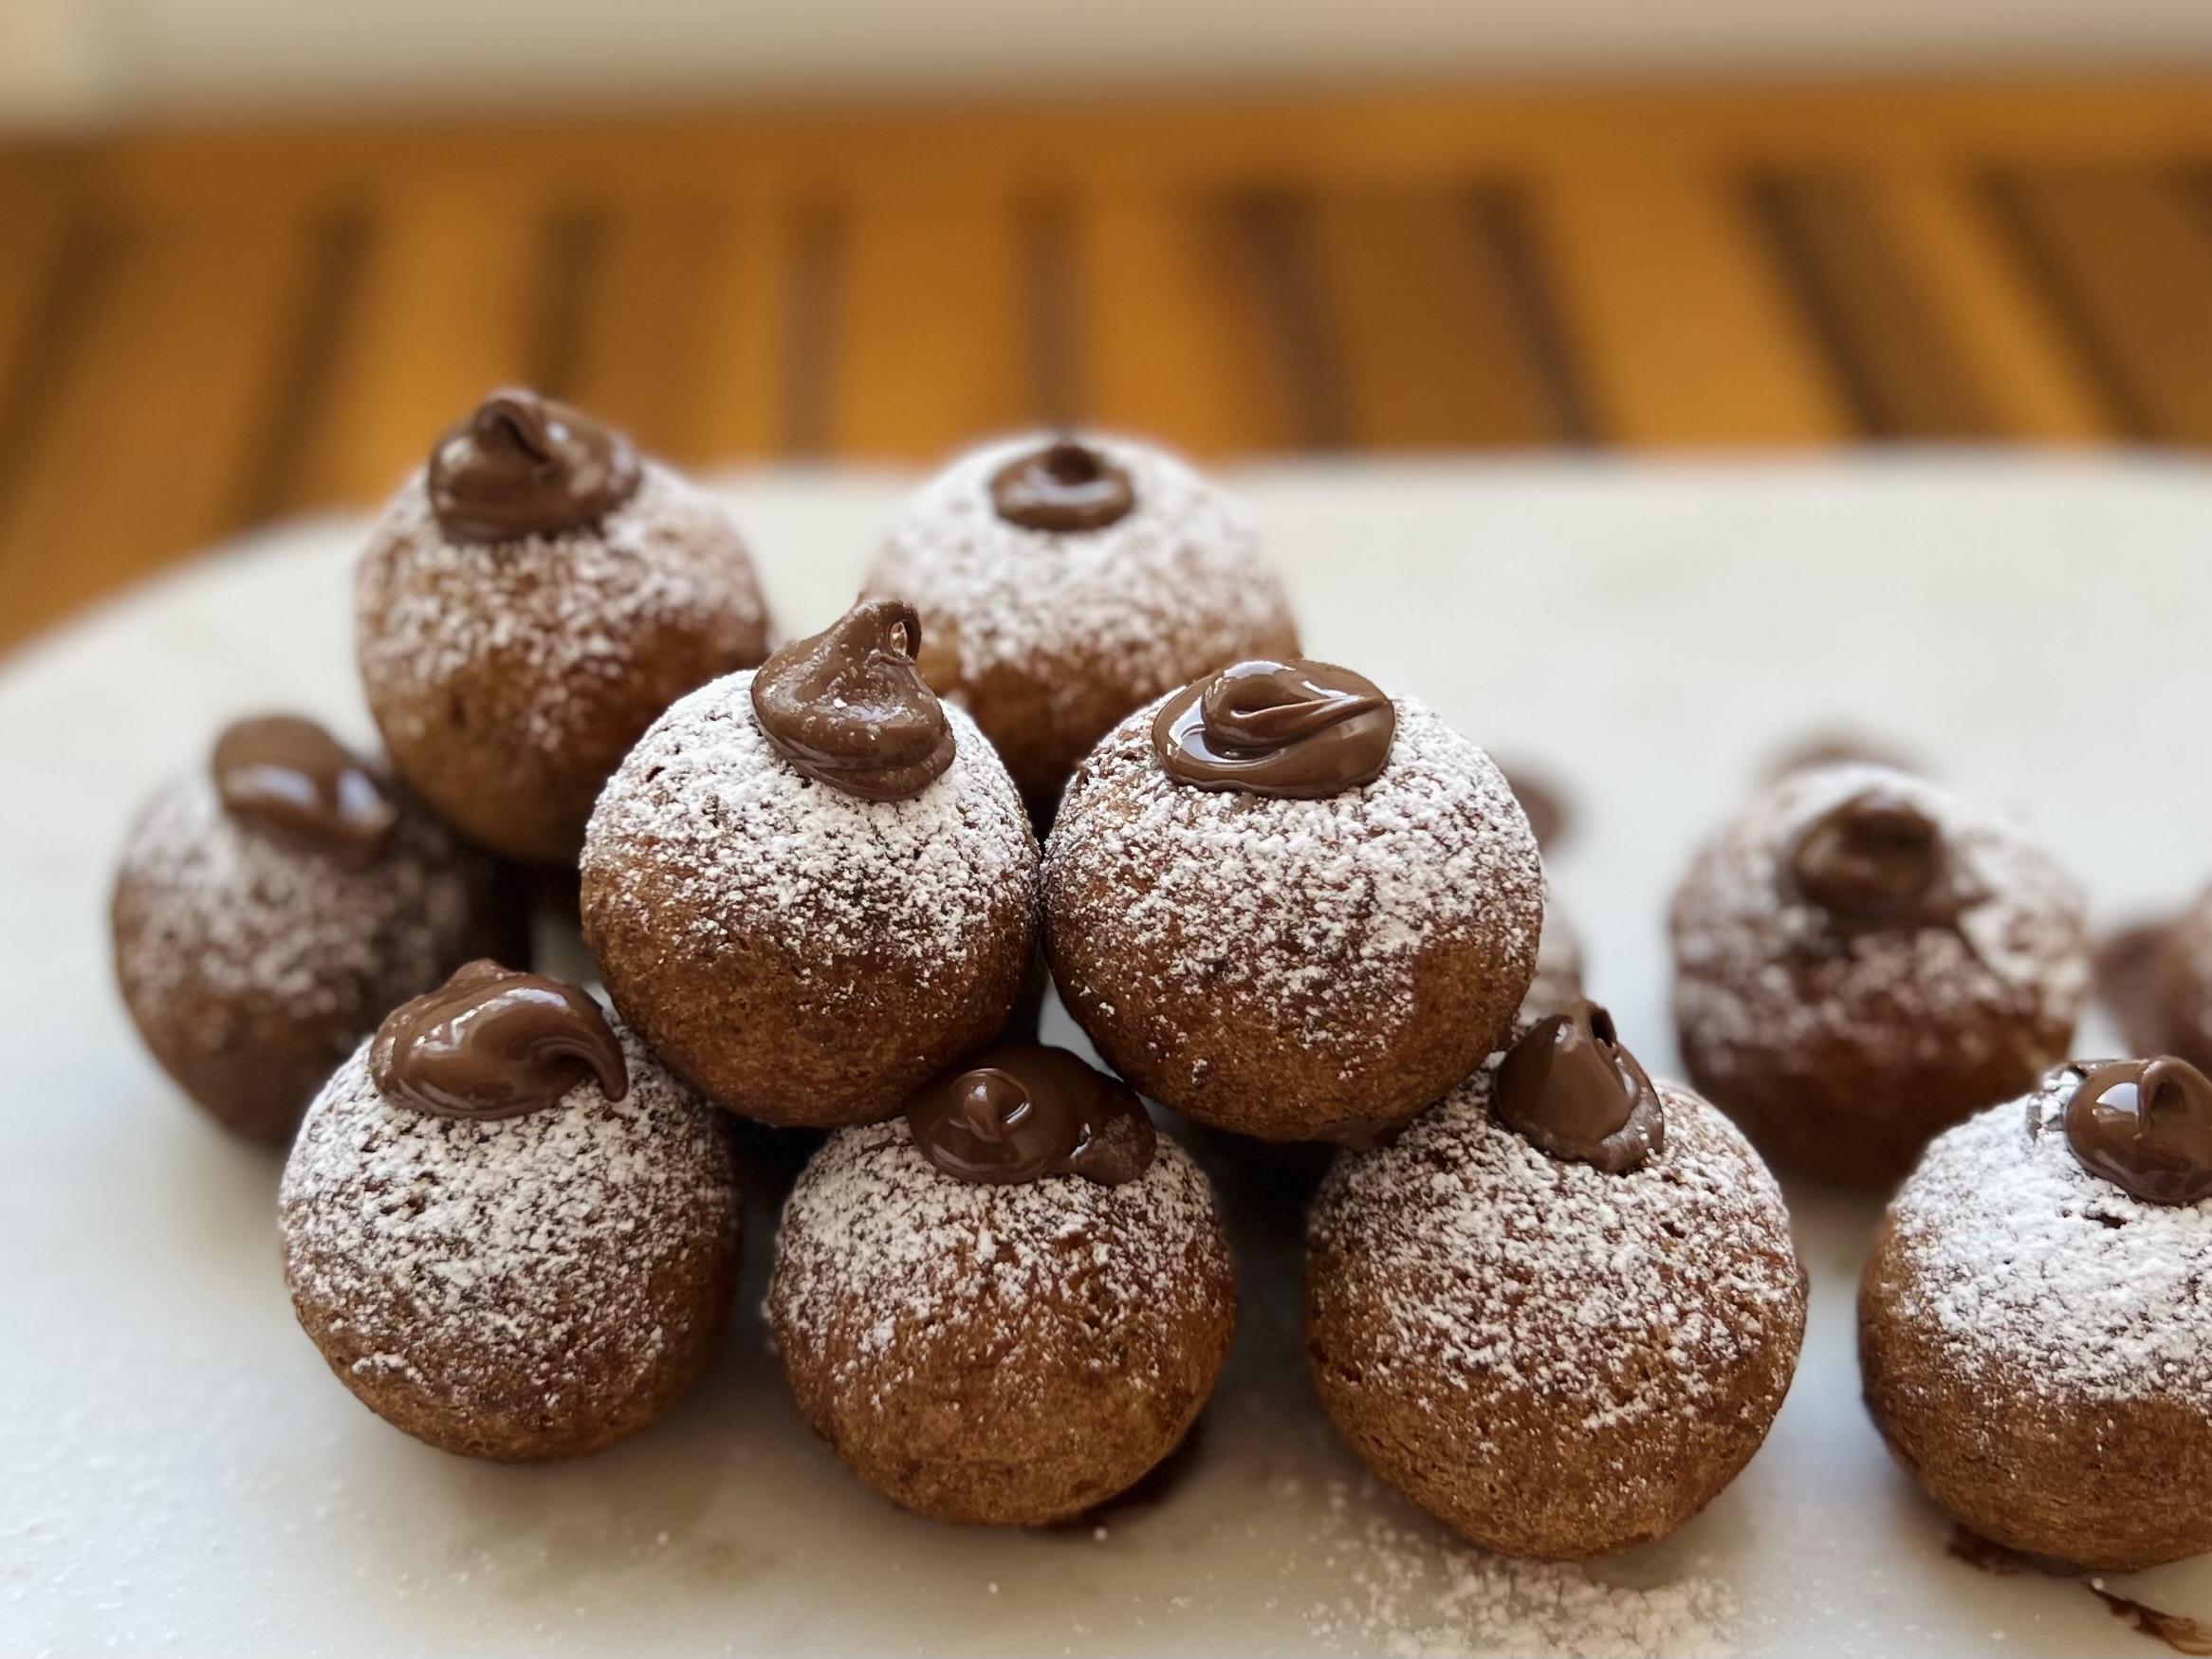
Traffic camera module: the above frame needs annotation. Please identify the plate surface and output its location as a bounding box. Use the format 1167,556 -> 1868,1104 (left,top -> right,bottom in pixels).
7,455 -> 2212,1657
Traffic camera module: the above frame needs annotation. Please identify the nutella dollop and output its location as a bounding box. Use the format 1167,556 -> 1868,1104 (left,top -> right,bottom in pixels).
1152,658 -> 1395,800
1493,999 -> 1665,1174
749,598 -> 955,801
1785,786 -> 1965,926
212,714 -> 397,865
904,1042 -> 1156,1187
370,960 -> 628,1121
427,389 -> 642,544
989,438 -> 1136,533
2063,1057 -> 2212,1206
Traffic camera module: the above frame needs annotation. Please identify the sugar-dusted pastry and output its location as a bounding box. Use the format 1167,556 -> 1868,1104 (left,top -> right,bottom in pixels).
1044,657 -> 1541,1143
282,961 -> 739,1460
357,390 -> 770,863
1671,761 -> 2088,1186
1307,1001 -> 1807,1558
1861,1057 -> 2212,1569
769,1042 -> 1234,1524
582,599 -> 1037,1126
112,714 -> 519,1142
862,433 -> 1299,813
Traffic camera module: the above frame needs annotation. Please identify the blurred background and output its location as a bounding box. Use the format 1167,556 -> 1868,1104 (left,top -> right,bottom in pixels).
4,0 -> 2212,652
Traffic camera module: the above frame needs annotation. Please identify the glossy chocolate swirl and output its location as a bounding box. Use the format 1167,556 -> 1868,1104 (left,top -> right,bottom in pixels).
749,599 -> 955,801
212,714 -> 398,865
989,438 -> 1136,533
426,389 -> 642,544
904,1043 -> 1156,1187
2064,1056 -> 2212,1206
370,960 -> 628,1121
1785,786 -> 1967,927
1493,999 -> 1665,1174
1152,658 -> 1395,799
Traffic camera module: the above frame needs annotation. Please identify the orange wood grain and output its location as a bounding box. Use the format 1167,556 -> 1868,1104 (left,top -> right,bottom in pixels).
4,76 -> 2212,651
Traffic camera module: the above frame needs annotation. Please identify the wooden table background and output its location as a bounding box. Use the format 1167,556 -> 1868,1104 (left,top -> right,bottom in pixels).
4,74 -> 2212,654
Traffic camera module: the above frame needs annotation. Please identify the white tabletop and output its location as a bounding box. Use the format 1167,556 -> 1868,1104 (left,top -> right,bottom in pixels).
6,453 -> 2208,1656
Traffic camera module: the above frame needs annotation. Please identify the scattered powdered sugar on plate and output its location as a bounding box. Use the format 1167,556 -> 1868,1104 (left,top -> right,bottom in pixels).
863,431 -> 1296,710
280,1026 -> 735,1407
1045,693 -> 1541,1052
1312,1069 -> 1803,1440
582,672 -> 1034,969
114,772 -> 481,1038
1671,762 -> 2089,1074
769,1120 -> 1229,1389
356,462 -> 765,754
1297,1472 -> 1739,1657
1883,1066 -> 2212,1403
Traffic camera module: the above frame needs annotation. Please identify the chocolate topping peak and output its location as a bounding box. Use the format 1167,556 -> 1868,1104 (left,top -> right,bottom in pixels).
426,389 -> 642,544
904,1043 -> 1156,1187
370,960 -> 628,1122
988,438 -> 1136,533
749,598 -> 956,801
1786,786 -> 1963,925
1493,1000 -> 1665,1174
2064,1057 -> 2212,1206
1152,658 -> 1395,800
212,714 -> 397,865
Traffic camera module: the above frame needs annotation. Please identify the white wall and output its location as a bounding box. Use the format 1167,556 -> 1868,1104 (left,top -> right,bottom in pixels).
9,0 -> 2212,129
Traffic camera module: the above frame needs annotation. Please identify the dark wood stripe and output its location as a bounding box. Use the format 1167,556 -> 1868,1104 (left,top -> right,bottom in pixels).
235,206 -> 373,525
530,204 -> 612,402
1020,194 -> 1084,429
1748,172 -> 1996,440
1230,191 -> 1349,452
0,214 -> 125,525
1476,185 -> 1598,446
1985,167 -> 2212,447
779,200 -> 844,458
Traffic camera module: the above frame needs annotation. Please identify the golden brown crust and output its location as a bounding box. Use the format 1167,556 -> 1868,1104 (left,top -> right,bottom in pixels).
1042,697 -> 1541,1141
357,463 -> 770,865
1306,1081 -> 1806,1559
769,1124 -> 1235,1524
862,433 -> 1300,813
1856,1081 -> 2212,1570
581,676 -> 1039,1127
1860,1214 -> 2212,1570
1677,995 -> 2073,1189
282,1034 -> 739,1462
111,773 -> 522,1144
1670,763 -> 2088,1189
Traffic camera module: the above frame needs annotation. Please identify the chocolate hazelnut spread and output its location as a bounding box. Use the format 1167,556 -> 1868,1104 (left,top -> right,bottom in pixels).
370,960 -> 627,1121
2064,1057 -> 2212,1207
904,1043 -> 1155,1186
1493,1000 -> 1665,1174
988,438 -> 1136,533
426,389 -> 641,544
1152,658 -> 1395,800
1785,787 -> 1966,926
212,714 -> 397,865
749,598 -> 956,802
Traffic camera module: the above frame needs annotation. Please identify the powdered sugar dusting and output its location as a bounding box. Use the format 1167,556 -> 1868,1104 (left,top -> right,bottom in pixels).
357,462 -> 765,754
864,431 -> 1295,710
1882,1067 -> 2212,1403
114,772 -> 482,1041
581,672 -> 1034,968
770,1121 -> 1229,1395
1044,694 -> 1541,1053
280,1026 -> 735,1408
1671,762 -> 2089,1077
1311,1069 -> 1803,1440
1299,1474 -> 1739,1657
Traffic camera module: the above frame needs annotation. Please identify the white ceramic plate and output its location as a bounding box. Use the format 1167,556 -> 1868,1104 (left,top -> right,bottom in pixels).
8,455 -> 2212,1657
